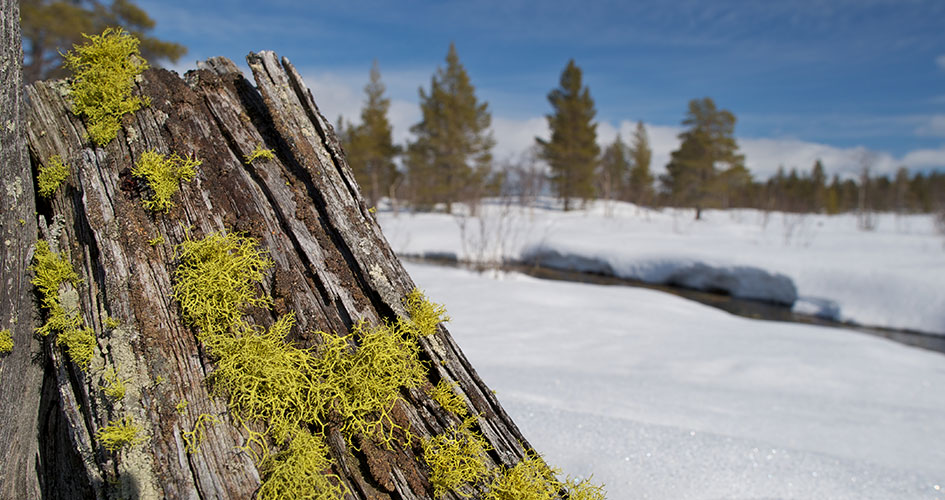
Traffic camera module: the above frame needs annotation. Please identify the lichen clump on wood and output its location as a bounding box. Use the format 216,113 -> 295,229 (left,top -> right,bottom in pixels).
63,27 -> 149,147
104,315 -> 120,329
101,366 -> 130,400
422,418 -> 492,498
182,413 -> 219,454
173,231 -> 273,339
400,287 -> 450,337
257,430 -> 347,500
171,231 -> 454,498
486,452 -> 559,500
96,415 -> 144,453
0,329 -> 12,354
244,145 -> 276,164
429,378 -> 468,417
486,452 -> 606,500
38,155 -> 70,198
30,240 -> 96,369
312,319 -> 428,447
131,150 -> 200,212
207,313 -> 321,444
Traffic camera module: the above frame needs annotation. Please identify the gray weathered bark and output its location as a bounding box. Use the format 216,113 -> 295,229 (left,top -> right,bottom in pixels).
0,1 -> 44,497
21,51 -> 533,499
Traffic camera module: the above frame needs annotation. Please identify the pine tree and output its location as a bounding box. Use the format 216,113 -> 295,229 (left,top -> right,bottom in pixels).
661,97 -> 744,219
342,61 -> 400,208
597,134 -> 629,204
627,121 -> 654,205
537,59 -> 599,211
406,43 -> 493,213
716,163 -> 752,209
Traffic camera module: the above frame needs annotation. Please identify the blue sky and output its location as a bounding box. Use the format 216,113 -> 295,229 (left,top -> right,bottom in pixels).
136,0 -> 945,178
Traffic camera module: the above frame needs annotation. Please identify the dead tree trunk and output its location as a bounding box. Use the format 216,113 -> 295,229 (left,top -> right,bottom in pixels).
20,51 -> 536,499
0,0 -> 44,497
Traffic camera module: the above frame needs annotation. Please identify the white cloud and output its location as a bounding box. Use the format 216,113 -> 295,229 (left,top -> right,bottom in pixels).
738,137 -> 899,178
301,69 -> 422,148
491,116 -> 548,162
901,146 -> 945,169
936,54 -> 945,70
304,72 -> 363,127
916,115 -> 945,137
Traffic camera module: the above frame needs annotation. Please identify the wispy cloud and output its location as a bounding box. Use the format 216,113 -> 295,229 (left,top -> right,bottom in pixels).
916,115 -> 945,137
936,54 -> 945,70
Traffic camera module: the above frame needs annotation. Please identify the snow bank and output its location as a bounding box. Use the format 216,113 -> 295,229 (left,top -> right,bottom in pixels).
378,200 -> 945,334
521,245 -> 798,305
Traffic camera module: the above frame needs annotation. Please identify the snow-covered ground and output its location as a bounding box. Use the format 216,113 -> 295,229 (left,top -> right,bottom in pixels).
379,200 -> 945,334
405,261 -> 945,500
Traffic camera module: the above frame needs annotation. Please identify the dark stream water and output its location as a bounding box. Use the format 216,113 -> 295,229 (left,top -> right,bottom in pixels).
405,256 -> 945,356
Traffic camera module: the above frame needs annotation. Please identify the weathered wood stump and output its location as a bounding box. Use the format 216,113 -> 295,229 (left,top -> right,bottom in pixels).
15,51 -> 535,499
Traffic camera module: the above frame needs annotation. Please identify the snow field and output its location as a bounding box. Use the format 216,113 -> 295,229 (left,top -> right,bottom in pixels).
405,262 -> 945,500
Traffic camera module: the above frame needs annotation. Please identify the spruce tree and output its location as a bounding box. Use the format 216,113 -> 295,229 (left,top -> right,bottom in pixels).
406,43 -> 494,213
343,61 -> 400,208
661,97 -> 744,219
628,120 -> 654,205
537,59 -> 599,211
598,134 -> 629,203
810,159 -> 827,212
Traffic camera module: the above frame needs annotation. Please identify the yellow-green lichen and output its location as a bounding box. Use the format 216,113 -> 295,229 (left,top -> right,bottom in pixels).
131,150 -> 200,212
257,430 -> 348,500
207,313 -> 321,444
176,400 -> 188,415
104,315 -> 120,329
171,230 -> 456,499
38,155 -> 70,198
562,477 -> 607,500
486,452 -> 606,500
0,329 -> 12,353
101,366 -> 130,400
182,413 -> 219,454
173,231 -> 273,339
56,326 -> 96,370
399,288 -> 449,338
30,240 -> 95,369
422,418 -> 492,498
63,28 -> 149,147
244,145 -> 276,164
313,318 -> 428,448
30,240 -> 79,316
486,452 -> 559,500
148,235 -> 165,246
429,379 -> 468,417
96,415 -> 144,453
